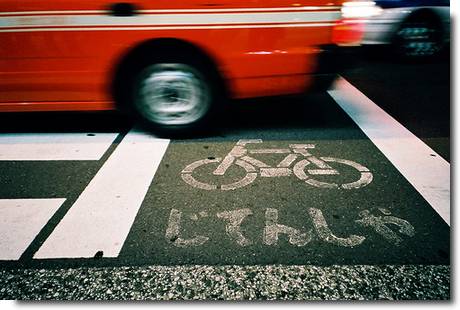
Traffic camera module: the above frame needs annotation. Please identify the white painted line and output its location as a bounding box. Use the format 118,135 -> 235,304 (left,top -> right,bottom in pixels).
307,169 -> 338,175
260,167 -> 292,177
216,209 -> 253,247
0,199 -> 65,260
249,149 -> 290,154
328,77 -> 450,225
34,128 -> 170,258
165,209 -> 209,248
0,133 -> 119,161
277,154 -> 298,168
240,155 -> 269,168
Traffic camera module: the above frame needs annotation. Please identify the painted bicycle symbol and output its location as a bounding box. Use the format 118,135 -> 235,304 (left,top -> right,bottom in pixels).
181,139 -> 373,190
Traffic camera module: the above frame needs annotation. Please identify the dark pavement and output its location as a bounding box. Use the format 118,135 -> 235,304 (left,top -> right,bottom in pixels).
0,51 -> 451,300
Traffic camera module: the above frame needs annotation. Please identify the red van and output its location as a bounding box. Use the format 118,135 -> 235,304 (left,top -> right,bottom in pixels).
0,1 -> 378,134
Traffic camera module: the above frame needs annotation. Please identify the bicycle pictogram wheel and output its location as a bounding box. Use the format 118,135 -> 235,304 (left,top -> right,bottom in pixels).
293,157 -> 373,189
181,157 -> 257,190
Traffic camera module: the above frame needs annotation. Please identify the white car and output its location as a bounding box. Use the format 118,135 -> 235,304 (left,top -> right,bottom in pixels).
362,0 -> 450,58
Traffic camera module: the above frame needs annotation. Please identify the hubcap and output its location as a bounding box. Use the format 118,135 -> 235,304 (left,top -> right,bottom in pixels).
135,64 -> 210,126
397,24 -> 440,57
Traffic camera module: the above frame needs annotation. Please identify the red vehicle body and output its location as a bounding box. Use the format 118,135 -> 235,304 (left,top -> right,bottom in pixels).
0,0 -> 369,133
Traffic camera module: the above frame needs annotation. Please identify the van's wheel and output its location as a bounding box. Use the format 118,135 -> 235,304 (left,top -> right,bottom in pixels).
393,18 -> 443,59
132,60 -> 217,135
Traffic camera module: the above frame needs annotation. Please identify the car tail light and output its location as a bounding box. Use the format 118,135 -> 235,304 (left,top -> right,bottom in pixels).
332,1 -> 382,46
341,1 -> 382,19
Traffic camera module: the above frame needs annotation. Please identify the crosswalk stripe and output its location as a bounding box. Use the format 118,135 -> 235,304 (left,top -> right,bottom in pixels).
34,128 -> 170,259
328,77 -> 450,226
0,198 -> 65,260
0,132 -> 118,161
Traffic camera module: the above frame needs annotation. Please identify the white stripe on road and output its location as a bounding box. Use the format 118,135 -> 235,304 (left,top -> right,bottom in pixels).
0,199 -> 65,260
34,128 -> 170,259
328,77 -> 450,225
0,133 -> 118,161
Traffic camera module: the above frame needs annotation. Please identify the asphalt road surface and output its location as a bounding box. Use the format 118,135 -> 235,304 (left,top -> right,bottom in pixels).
0,52 -> 450,300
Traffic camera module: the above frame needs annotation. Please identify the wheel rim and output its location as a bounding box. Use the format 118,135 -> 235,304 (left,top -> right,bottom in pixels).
135,63 -> 210,126
397,23 -> 441,57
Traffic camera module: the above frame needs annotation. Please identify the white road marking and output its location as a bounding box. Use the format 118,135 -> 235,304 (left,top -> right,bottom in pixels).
307,169 -> 338,175
0,199 -> 65,260
34,128 -> 170,259
260,167 -> 292,177
290,144 -> 315,149
277,154 -> 298,168
182,139 -> 373,190
0,133 -> 118,161
292,157 -> 373,189
304,178 -> 338,189
308,208 -> 365,247
216,209 -> 253,246
249,149 -> 291,154
356,210 -> 415,246
320,157 -> 373,190
182,173 -> 218,190
220,161 -> 257,190
263,208 -> 312,246
240,155 -> 270,168
165,209 -> 209,248
162,207 -> 415,248
328,77 -> 450,225
307,156 -> 332,168
293,160 -> 310,180
181,157 -> 258,191
182,158 -> 220,174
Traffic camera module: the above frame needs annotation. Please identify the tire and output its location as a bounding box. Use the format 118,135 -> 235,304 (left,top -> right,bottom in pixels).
131,56 -> 220,136
393,18 -> 443,60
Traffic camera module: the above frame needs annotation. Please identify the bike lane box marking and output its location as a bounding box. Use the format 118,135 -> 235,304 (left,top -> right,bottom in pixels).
328,77 -> 450,226
118,137 -> 449,266
33,128 -> 170,259
0,198 -> 65,260
0,133 -> 119,161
